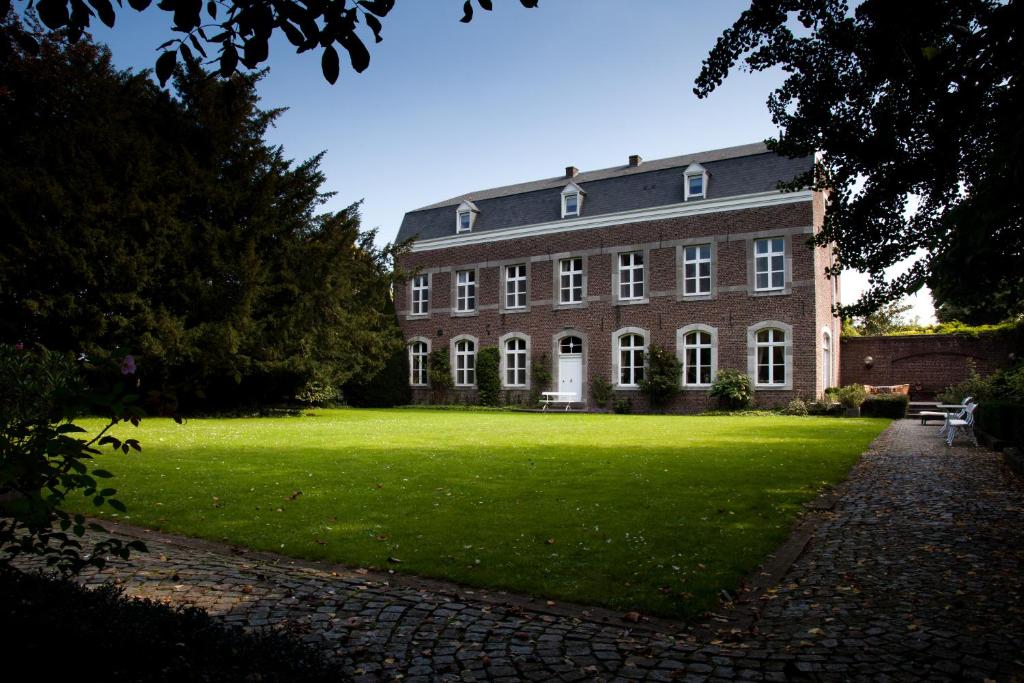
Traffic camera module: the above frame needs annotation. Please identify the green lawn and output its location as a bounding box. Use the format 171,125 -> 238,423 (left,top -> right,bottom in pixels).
70,409 -> 888,618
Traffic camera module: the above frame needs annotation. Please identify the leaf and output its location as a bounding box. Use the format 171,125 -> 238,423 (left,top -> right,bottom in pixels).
36,0 -> 70,29
108,499 -> 127,513
321,45 -> 340,84
88,0 -> 116,27
189,34 -> 208,58
519,0 -> 539,7
460,0 -> 472,23
478,0 -> 492,10
155,50 -> 176,87
126,0 -> 150,10
357,0 -> 393,16
92,469 -> 114,478
341,31 -> 370,72
99,488 -> 116,497
88,523 -> 108,533
218,44 -> 237,77
280,21 -> 305,48
364,12 -> 383,43
206,0 -> 216,18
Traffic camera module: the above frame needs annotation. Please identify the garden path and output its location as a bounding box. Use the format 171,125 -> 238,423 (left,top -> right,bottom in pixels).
21,420 -> 1024,681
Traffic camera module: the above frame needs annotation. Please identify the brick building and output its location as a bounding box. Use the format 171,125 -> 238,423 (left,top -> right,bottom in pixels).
394,142 -> 840,411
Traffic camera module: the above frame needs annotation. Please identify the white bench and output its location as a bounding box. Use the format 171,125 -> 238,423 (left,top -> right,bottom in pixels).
540,391 -> 582,411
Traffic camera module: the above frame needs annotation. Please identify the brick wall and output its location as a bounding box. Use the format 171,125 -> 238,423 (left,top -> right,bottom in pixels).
840,334 -> 1018,400
397,199 -> 836,411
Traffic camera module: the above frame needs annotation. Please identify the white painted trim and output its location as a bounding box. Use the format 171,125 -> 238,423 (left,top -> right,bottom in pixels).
409,190 -> 815,252
407,336 -> 431,387
499,332 -> 531,390
612,326 -> 649,390
677,324 -> 718,389
683,163 -> 708,201
451,334 -> 478,387
747,321 -> 793,391
455,200 -> 479,233
560,182 -> 585,218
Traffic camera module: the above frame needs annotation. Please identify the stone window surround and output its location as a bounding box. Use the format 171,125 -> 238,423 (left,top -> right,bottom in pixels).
746,320 -> 794,391
407,336 -> 431,387
451,267 -> 480,317
675,239 -> 718,301
610,245 -> 651,306
612,326 -> 650,390
746,232 -> 794,296
676,324 -> 718,390
406,272 -> 431,320
498,331 -> 531,390
500,262 -> 532,314
552,253 -> 588,310
451,334 -> 479,387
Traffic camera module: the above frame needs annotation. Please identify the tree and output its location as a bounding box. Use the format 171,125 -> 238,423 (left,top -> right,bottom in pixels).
639,344 -> 682,411
3,0 -> 539,86
855,300 -> 913,336
0,22 -> 403,411
696,0 -> 1023,321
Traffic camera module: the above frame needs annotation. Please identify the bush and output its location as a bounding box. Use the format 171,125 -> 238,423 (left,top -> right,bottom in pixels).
975,399 -> 1024,449
783,398 -> 809,416
528,354 -> 552,407
833,384 -> 868,408
808,401 -> 844,416
861,394 -> 909,418
343,347 -> 412,408
938,362 -> 1024,404
427,348 -> 453,404
0,571 -> 342,681
639,344 -> 682,410
591,377 -> 614,409
476,346 -> 501,406
709,369 -> 753,410
613,397 -> 633,414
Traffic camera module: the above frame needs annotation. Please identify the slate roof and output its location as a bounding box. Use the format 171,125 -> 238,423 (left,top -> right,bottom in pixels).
396,142 -> 813,243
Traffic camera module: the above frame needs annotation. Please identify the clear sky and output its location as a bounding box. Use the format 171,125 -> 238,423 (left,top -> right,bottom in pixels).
88,0 -> 935,323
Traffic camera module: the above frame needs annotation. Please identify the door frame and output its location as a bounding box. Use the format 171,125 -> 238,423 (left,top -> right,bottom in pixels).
552,329 -> 589,401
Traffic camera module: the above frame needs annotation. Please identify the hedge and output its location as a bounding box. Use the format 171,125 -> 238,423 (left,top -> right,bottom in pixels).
0,570 -> 342,681
862,394 -> 909,419
975,400 -> 1024,450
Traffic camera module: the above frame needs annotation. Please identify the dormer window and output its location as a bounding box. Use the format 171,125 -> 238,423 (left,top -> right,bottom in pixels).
683,162 -> 708,201
560,182 -> 585,218
455,200 -> 479,233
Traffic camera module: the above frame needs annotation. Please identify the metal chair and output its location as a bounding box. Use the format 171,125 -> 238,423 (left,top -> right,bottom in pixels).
945,402 -> 978,447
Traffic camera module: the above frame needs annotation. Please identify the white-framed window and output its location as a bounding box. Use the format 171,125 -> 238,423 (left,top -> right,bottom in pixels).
683,162 -> 708,201
618,252 -> 645,301
454,338 -> 476,386
409,340 -> 429,386
456,270 -> 476,312
411,274 -> 429,315
455,200 -> 478,233
755,328 -> 787,385
458,211 -> 471,232
683,245 -> 711,296
505,264 -> 527,309
504,337 -> 527,387
822,330 -> 833,391
682,331 -> 713,386
754,237 -> 786,291
560,182 -> 584,218
560,335 -> 583,355
613,330 -> 648,388
559,257 -> 584,304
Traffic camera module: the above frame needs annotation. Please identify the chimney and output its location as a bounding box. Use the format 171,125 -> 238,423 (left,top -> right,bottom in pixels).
629,154 -> 642,167
565,165 -> 578,178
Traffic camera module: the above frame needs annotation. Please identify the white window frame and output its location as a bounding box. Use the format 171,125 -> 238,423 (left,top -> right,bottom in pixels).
499,332 -> 530,389
455,269 -> 476,312
754,237 -> 786,292
747,321 -> 793,390
410,273 -> 430,316
455,200 -> 478,233
505,264 -> 527,310
408,337 -> 431,387
822,328 -> 833,392
612,327 -> 649,389
559,257 -> 584,305
560,182 -> 585,218
683,162 -> 708,201
683,244 -> 712,296
677,324 -> 717,389
451,335 -> 477,387
617,251 -> 645,302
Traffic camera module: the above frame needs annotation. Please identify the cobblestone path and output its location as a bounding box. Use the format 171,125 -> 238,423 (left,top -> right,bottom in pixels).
19,421 -> 1024,681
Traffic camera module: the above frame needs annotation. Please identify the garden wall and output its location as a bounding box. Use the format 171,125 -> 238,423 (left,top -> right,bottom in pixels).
840,334 -> 1018,400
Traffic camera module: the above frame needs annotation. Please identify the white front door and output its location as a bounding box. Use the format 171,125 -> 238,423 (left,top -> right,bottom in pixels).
558,356 -> 583,401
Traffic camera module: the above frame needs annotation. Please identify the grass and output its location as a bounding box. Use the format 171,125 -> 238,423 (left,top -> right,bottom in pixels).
69,409 -> 888,618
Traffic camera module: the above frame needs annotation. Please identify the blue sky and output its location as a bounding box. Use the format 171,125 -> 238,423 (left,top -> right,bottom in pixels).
88,0 -> 934,323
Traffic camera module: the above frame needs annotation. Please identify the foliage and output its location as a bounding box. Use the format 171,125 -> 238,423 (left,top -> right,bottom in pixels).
0,344 -> 148,574
709,369 -> 753,410
782,398 -> 809,416
427,348 -> 452,404
612,397 -> 633,414
807,401 -> 843,416
697,0 -> 1024,321
855,301 -> 914,336
974,400 -> 1024,450
861,394 -> 908,419
343,346 -> 412,408
1,570 -> 342,680
590,377 -> 614,409
699,409 -> 781,417
832,384 -> 868,409
639,344 -> 682,410
841,318 -> 860,337
880,318 -> 1024,338
294,381 -> 339,406
475,346 -> 501,407
5,0 -> 540,86
0,26 -> 403,412
937,362 -> 1024,404
528,353 -> 552,407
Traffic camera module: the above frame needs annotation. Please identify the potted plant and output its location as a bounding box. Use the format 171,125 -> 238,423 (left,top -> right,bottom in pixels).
835,384 -> 868,417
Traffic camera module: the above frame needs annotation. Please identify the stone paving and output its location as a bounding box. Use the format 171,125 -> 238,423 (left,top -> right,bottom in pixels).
17,420 -> 1024,681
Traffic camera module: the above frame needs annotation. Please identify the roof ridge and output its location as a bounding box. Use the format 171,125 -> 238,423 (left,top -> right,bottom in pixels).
410,141 -> 770,212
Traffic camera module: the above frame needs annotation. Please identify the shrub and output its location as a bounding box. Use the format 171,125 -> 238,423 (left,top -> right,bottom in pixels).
0,571 -> 342,681
709,369 -> 753,410
295,381 -> 339,405
528,353 -> 552,407
427,348 -> 453,404
591,377 -> 614,408
975,399 -> 1024,450
476,346 -> 501,406
861,394 -> 909,418
783,398 -> 809,416
808,401 -> 844,416
833,384 -> 868,408
639,344 -> 682,410
342,347 -> 412,408
938,362 -> 1024,404
613,397 -> 633,414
